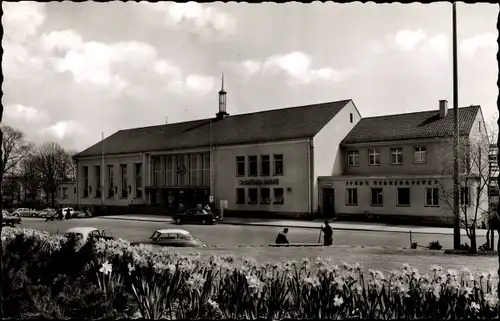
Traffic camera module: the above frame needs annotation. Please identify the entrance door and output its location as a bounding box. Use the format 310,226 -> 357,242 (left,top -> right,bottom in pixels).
322,188 -> 335,218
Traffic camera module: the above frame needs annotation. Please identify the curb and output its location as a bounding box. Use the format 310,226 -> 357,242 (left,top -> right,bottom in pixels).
95,215 -> 478,237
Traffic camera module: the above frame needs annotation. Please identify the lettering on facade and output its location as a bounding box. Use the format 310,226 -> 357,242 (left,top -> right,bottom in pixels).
238,179 -> 279,186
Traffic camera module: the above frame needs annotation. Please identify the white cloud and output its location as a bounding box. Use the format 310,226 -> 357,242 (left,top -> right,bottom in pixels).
43,120 -> 82,140
461,32 -> 497,58
154,60 -> 183,78
394,29 -> 426,51
2,2 -> 46,43
262,51 -> 353,84
39,29 -> 84,53
140,1 -> 236,36
185,74 -> 215,94
4,104 -> 50,124
2,42 -> 44,78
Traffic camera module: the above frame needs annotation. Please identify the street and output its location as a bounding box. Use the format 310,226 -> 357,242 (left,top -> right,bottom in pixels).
14,216 -> 471,249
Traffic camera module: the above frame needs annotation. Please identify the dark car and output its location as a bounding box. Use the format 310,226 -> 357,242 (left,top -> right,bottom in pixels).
2,211 -> 22,227
173,208 -> 216,225
131,229 -> 206,248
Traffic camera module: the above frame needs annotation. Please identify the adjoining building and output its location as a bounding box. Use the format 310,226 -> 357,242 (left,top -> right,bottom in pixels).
74,81 -> 361,218
55,180 -> 77,207
318,100 -> 488,226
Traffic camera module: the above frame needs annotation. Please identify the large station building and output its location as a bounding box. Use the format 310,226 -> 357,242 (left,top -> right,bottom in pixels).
74,83 -> 361,218
74,83 -> 488,224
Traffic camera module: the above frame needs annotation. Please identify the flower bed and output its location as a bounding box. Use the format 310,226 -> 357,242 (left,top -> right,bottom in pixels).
2,227 -> 500,320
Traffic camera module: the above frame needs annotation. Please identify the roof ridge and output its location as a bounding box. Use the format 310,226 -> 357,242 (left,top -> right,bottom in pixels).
361,105 -> 480,120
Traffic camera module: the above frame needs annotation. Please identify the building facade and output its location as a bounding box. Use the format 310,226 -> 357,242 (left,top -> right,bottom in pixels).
74,85 -> 361,218
55,180 -> 77,207
318,101 -> 489,225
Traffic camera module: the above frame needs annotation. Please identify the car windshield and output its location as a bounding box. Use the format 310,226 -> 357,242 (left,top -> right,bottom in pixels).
64,232 -> 83,240
150,231 -> 161,240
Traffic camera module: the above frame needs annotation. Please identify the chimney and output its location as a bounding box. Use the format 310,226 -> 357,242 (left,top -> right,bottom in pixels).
165,116 -> 168,124
216,73 -> 229,120
439,100 -> 448,119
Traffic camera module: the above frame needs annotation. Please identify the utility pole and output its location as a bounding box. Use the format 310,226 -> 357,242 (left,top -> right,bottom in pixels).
452,1 -> 461,249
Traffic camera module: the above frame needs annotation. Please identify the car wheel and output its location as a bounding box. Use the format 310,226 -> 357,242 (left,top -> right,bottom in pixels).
175,219 -> 181,225
31,213 -> 36,217
201,220 -> 207,225
41,214 -> 46,218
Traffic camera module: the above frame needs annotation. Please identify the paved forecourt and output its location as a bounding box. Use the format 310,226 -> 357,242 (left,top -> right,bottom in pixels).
18,216 -> 484,250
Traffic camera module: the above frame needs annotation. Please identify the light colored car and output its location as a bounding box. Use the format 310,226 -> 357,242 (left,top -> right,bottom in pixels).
12,208 -> 37,217
64,227 -> 114,243
131,229 -> 207,248
2,210 -> 22,226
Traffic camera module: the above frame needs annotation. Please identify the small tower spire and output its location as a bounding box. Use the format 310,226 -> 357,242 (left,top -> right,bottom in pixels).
216,73 -> 228,120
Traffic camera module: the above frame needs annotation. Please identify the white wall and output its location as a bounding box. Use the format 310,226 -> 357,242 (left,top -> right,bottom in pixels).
313,100 -> 361,211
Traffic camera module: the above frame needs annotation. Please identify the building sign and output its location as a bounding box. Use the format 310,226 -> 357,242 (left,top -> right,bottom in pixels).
238,179 -> 279,185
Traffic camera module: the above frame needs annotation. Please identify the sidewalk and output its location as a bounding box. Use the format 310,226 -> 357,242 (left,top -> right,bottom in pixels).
97,214 -> 488,236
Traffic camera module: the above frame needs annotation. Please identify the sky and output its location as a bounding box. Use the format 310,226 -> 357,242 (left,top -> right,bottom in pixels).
2,1 -> 498,152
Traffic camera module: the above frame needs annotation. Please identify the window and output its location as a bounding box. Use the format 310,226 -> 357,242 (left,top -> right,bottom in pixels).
153,157 -> 161,186
135,163 -> 142,198
391,148 -> 403,165
202,153 -> 210,186
273,188 -> 284,205
346,188 -> 358,205
426,188 -> 439,206
397,188 -> 410,206
460,187 -> 470,206
371,188 -> 383,206
261,155 -> 270,176
166,155 -> 175,186
107,165 -> 114,198
350,113 -> 353,123
414,146 -> 427,164
248,156 -> 258,177
274,154 -> 284,176
248,188 -> 258,204
261,188 -> 270,204
121,164 -> 128,198
236,156 -> 245,176
177,154 -> 190,186
63,188 -> 68,199
368,149 -> 380,166
83,166 -> 89,198
347,151 -> 359,167
236,188 -> 245,204
190,154 -> 202,186
95,165 -> 101,198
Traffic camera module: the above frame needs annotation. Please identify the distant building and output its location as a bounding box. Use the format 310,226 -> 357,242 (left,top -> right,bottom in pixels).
318,100 -> 487,226
55,180 -> 77,207
489,143 -> 499,212
73,79 -> 361,218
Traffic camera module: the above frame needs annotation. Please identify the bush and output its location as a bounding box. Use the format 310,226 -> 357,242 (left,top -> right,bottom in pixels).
460,243 -> 471,251
410,242 -> 418,249
429,240 -> 443,250
2,227 -> 500,320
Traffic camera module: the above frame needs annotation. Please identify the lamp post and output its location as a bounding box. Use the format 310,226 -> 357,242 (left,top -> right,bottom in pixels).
452,1 -> 461,249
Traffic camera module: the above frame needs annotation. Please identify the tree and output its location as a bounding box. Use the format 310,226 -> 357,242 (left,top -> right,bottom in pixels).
436,122 -> 496,253
19,156 -> 41,202
31,142 -> 74,207
1,126 -> 33,177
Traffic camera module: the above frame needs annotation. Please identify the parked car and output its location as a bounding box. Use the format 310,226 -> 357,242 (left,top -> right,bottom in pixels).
63,227 -> 114,243
173,208 -> 216,225
2,210 -> 22,227
12,208 -> 37,217
131,229 -> 207,248
39,208 -> 56,219
71,209 -> 93,218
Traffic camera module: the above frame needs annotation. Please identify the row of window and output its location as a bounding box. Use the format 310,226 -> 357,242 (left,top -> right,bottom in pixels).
82,163 -> 143,199
236,188 -> 285,205
152,154 -> 210,187
236,155 -> 284,177
347,147 -> 427,167
345,187 -> 471,207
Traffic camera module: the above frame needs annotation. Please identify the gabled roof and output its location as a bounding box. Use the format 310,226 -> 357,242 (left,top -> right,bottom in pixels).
341,105 -> 481,145
75,99 -> 352,158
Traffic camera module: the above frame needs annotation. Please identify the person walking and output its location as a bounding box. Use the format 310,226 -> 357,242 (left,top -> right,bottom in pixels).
65,208 -> 71,220
275,228 -> 290,245
321,221 -> 333,246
